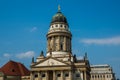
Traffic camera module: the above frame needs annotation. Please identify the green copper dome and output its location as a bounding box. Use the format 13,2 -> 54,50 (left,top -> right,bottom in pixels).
51,11 -> 68,24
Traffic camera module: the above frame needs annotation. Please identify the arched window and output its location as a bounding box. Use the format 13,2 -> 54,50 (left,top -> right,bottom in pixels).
60,44 -> 63,50
76,73 -> 80,77
60,24 -> 62,27
65,73 -> 69,77
57,73 -> 61,77
64,25 -> 66,28
56,24 -> 58,27
42,74 -> 46,77
35,74 -> 38,78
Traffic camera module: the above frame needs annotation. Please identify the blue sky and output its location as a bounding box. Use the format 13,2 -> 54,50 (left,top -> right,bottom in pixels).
0,0 -> 120,78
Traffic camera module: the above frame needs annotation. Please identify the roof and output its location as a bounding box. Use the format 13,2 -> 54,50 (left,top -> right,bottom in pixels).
51,11 -> 68,24
90,64 -> 110,68
0,60 -> 30,76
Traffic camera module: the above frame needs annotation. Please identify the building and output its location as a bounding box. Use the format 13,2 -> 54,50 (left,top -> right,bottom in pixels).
0,60 -> 30,80
30,6 -> 91,80
90,64 -> 115,80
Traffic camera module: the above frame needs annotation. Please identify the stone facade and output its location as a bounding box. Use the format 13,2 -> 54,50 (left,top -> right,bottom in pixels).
90,64 -> 116,80
30,6 -> 91,80
30,57 -> 90,80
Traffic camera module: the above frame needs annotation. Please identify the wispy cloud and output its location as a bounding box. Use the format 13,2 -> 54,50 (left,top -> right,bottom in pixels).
3,53 -> 11,58
30,27 -> 37,32
80,36 -> 120,45
16,51 -> 35,59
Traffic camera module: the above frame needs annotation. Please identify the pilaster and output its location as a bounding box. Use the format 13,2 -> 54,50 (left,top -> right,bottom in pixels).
30,72 -> 34,80
53,71 -> 56,80
69,70 -> 72,80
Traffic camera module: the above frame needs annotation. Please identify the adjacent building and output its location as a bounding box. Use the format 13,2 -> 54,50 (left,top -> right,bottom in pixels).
0,60 -> 30,80
90,64 -> 116,80
30,6 -> 91,80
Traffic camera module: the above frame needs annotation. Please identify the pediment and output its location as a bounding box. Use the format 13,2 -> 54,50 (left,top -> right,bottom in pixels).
35,57 -> 68,67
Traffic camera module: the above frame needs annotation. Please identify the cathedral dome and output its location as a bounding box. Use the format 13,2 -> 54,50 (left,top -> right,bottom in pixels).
51,11 -> 68,24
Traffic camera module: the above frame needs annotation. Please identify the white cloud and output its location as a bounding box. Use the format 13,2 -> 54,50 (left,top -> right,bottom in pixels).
3,53 -> 11,58
16,51 -> 35,59
30,27 -> 37,32
80,36 -> 120,45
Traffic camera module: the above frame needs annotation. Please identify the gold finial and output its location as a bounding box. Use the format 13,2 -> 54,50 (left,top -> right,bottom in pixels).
58,5 -> 61,12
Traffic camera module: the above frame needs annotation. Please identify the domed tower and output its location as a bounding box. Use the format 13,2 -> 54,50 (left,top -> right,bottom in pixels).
30,5 -> 91,80
46,6 -> 72,58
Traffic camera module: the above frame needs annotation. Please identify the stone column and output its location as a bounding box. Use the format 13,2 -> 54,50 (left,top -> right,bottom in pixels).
63,37 -> 67,51
52,36 -> 55,51
53,71 -> 56,80
61,70 -> 64,80
46,71 -> 49,80
84,71 -> 86,80
57,36 -> 60,51
68,38 -> 70,52
66,38 -> 70,52
47,38 -> 50,52
66,38 -> 68,51
30,72 -> 34,80
69,70 -> 72,80
38,72 -> 41,80
50,37 -> 53,51
80,71 -> 84,80
51,37 -> 54,51
68,38 -> 71,52
70,38 -> 72,52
